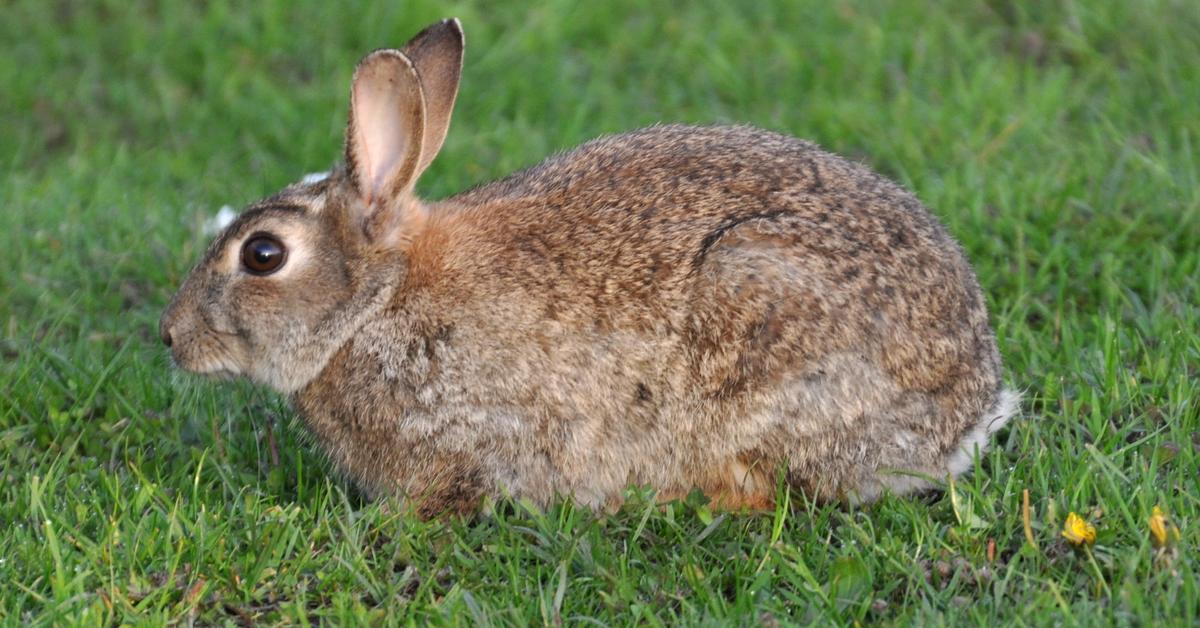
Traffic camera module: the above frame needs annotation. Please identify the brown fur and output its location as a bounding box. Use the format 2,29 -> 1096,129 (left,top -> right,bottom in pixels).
160,19 -> 1016,517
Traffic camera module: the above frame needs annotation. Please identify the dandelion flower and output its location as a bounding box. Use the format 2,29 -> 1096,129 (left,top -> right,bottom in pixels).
1149,505 -> 1181,548
1062,512 -> 1096,546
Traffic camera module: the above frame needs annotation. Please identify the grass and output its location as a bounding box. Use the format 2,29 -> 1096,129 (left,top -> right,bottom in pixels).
1,0 -> 1197,623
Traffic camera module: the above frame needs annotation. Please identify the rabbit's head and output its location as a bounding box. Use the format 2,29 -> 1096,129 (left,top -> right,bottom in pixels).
160,19 -> 464,393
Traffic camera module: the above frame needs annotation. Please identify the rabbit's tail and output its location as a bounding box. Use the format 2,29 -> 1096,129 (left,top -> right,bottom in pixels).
945,387 -> 1020,479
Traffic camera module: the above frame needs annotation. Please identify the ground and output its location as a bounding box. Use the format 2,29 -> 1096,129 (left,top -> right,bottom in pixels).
1,0 -> 1197,624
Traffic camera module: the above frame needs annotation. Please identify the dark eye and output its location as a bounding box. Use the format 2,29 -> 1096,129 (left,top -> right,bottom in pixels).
240,234 -> 287,275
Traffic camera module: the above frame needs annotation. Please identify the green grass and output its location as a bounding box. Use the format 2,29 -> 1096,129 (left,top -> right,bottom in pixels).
2,0 -> 1197,623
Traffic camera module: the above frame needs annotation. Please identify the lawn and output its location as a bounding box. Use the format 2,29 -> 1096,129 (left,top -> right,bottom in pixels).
1,0 -> 1197,623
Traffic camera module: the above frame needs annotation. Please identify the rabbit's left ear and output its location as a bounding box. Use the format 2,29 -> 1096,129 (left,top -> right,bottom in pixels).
403,18 -> 464,180
346,48 -> 426,210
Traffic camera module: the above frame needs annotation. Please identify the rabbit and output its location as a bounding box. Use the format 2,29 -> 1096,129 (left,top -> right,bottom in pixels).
160,18 -> 1017,518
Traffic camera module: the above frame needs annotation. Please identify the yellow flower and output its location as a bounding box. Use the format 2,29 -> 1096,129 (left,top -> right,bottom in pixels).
1149,505 -> 1181,548
1062,512 -> 1096,546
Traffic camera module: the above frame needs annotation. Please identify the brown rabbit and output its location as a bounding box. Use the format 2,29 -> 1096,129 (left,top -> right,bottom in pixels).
160,19 -> 1017,517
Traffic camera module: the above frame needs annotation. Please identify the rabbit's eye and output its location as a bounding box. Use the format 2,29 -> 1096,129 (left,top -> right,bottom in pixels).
241,234 -> 287,275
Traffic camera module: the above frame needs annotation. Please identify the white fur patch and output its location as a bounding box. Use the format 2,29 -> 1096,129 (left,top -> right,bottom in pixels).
203,205 -> 238,236
302,171 -> 331,184
867,388 -> 1020,502
945,388 -> 1020,477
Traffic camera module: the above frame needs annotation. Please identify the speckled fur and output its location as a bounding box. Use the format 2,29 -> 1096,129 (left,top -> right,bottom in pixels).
161,19 -> 1016,517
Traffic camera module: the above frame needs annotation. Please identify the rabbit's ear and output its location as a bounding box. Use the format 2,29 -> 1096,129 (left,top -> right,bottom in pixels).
403,19 -> 464,180
345,49 -> 426,209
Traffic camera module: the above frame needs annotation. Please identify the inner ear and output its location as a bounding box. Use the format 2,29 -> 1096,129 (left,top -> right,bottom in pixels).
347,50 -> 426,207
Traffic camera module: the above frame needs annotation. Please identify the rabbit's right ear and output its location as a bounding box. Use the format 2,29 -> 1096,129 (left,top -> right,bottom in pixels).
345,49 -> 426,213
402,18 -> 464,180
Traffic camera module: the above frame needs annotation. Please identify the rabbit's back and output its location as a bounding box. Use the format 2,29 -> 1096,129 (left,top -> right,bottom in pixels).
440,124 -> 1000,405
305,124 -> 1011,509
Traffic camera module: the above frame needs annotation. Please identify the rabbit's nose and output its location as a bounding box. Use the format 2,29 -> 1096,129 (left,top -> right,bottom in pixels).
161,327 -> 173,347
